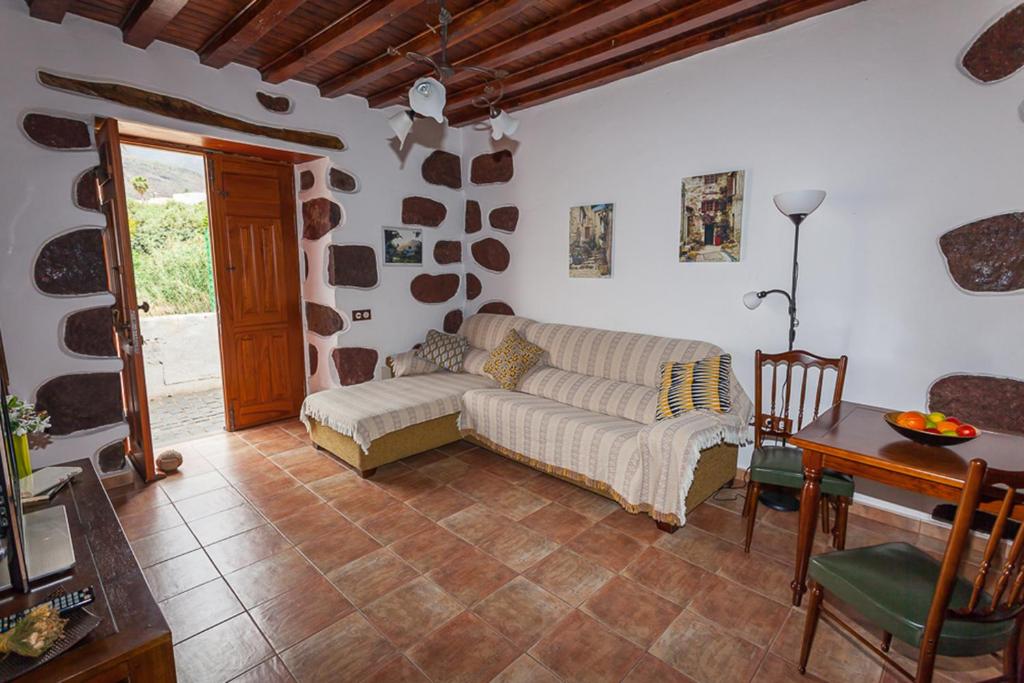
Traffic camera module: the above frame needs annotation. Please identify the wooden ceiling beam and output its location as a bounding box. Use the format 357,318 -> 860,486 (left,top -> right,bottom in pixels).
442,0 -> 768,113
317,0 -> 534,99
449,0 -> 864,126
365,0 -> 664,109
121,0 -> 189,49
199,0 -> 308,69
26,0 -> 73,23
261,0 -> 423,84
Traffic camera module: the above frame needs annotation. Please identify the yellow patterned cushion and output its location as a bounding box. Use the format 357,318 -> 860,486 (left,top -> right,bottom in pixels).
483,329 -> 544,391
656,354 -> 732,420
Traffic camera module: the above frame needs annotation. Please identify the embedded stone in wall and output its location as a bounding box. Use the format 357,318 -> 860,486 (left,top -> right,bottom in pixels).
74,166 -> 101,212
402,196 -> 447,227
257,91 -> 292,113
302,197 -> 342,240
327,244 -> 378,288
35,229 -> 108,295
465,200 -> 482,234
64,306 -> 115,357
471,238 -> 510,273
411,273 -> 460,303
466,273 -> 482,300
96,440 -> 126,473
305,302 -> 345,336
489,206 -> 519,232
299,170 -> 314,190
470,150 -> 513,184
929,374 -> 1024,435
479,301 -> 515,316
36,372 -> 123,435
962,4 -> 1024,83
332,347 -> 378,386
938,213 -> 1024,293
309,344 -> 318,375
329,168 -> 358,193
433,240 -> 462,265
444,310 -> 463,334
22,113 -> 91,149
421,150 -> 462,189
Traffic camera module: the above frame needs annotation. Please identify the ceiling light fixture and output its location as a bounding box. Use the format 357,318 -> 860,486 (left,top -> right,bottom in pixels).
386,0 -> 517,146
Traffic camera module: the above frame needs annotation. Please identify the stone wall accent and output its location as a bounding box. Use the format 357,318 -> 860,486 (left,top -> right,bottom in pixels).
466,273 -> 482,300
471,237 -> 510,273
479,301 -> 515,316
302,197 -> 342,240
421,150 -> 462,189
433,240 -> 462,265
939,213 -> 1024,293
962,4 -> 1024,83
443,310 -> 463,334
470,150 -> 513,184
35,372 -> 123,435
329,168 -> 358,193
332,347 -> 378,386
64,307 -> 115,357
257,91 -> 292,113
309,344 -> 318,375
35,228 -> 108,295
327,244 -> 378,288
74,166 -> 101,212
402,196 -> 447,227
299,170 -> 314,190
465,200 -> 482,234
411,273 -> 460,303
489,206 -> 519,232
22,113 -> 91,149
96,440 -> 126,473
929,374 -> 1024,435
303,251 -> 309,282
305,302 -> 345,336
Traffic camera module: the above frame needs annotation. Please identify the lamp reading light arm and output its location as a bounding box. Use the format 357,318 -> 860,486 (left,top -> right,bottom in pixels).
751,289 -> 798,351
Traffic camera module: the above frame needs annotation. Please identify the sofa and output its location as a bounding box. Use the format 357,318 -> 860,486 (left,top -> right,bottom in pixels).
301,313 -> 752,529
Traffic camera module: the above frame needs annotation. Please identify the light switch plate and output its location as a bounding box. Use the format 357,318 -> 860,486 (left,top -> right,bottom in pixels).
352,309 -> 372,321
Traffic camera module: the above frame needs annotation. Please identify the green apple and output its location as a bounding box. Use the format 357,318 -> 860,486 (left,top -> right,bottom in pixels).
927,411 -> 946,424
941,430 -> 957,436
925,420 -> 937,429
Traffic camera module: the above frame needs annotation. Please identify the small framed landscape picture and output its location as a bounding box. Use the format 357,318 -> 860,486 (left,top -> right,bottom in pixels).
569,203 -> 613,278
680,170 -> 745,263
383,227 -> 422,266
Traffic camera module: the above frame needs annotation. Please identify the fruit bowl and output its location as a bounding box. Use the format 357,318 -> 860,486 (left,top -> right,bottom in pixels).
883,412 -> 979,447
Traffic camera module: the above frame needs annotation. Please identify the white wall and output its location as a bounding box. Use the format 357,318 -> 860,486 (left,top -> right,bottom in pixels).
0,4 -> 465,470
463,0 -> 1024,513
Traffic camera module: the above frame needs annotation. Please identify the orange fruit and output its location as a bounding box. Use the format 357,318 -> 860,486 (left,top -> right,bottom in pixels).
935,420 -> 959,433
897,412 -> 926,430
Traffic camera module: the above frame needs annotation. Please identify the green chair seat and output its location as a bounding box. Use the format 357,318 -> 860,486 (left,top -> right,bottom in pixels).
809,542 -> 1015,657
750,446 -> 854,498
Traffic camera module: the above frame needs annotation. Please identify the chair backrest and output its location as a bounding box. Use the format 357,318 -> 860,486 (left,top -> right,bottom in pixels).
753,349 -> 848,448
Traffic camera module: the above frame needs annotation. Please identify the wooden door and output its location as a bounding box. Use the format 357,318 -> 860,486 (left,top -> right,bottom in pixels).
207,155 -> 305,430
95,118 -> 156,482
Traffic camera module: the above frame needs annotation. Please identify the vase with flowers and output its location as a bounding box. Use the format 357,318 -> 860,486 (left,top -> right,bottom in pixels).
5,395 -> 50,479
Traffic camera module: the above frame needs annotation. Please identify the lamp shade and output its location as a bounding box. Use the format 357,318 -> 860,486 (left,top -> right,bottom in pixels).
742,291 -> 764,310
773,190 -> 826,218
489,109 -> 520,140
387,110 -> 414,147
409,77 -> 446,123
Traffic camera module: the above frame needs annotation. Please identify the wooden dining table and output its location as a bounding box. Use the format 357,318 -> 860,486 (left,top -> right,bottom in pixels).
789,401 -> 1024,607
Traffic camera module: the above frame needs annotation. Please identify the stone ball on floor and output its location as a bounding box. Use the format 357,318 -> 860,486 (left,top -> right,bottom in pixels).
156,450 -> 183,473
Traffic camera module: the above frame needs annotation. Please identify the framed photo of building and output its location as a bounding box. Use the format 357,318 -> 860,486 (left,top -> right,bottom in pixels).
383,227 -> 422,266
680,170 -> 745,262
569,203 -> 613,278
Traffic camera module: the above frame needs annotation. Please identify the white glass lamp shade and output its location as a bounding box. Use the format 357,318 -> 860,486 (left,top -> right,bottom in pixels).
742,291 -> 764,310
387,110 -> 414,147
408,77 -> 446,123
489,109 -> 520,140
773,190 -> 826,218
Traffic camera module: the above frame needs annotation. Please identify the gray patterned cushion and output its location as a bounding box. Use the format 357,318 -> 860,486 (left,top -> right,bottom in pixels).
415,329 -> 469,372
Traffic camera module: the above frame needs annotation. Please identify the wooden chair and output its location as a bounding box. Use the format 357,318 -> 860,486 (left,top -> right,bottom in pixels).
743,349 -> 850,553
799,458 -> 1024,682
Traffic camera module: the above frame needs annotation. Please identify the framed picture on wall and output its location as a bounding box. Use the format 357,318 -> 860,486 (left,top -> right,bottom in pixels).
680,170 -> 745,263
569,203 -> 613,278
383,227 -> 423,266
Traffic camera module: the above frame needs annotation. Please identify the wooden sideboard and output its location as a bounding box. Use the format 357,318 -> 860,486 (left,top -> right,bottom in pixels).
0,459 -> 174,682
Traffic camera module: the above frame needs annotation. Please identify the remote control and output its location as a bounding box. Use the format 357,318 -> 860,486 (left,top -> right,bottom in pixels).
0,586 -> 95,633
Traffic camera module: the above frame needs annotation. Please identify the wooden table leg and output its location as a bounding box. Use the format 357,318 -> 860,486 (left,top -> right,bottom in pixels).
791,449 -> 823,606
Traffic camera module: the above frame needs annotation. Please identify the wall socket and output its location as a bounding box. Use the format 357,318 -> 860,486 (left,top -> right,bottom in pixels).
352,309 -> 372,321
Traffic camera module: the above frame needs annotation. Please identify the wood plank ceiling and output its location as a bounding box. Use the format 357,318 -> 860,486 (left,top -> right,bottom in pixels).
27,0 -> 864,126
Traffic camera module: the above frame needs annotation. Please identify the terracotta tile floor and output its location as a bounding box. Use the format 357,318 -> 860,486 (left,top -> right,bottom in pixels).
109,420 -> 1004,683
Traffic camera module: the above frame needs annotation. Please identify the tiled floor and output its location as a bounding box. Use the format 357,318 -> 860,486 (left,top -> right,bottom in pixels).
149,388 -> 225,448
109,420 -> 1005,683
